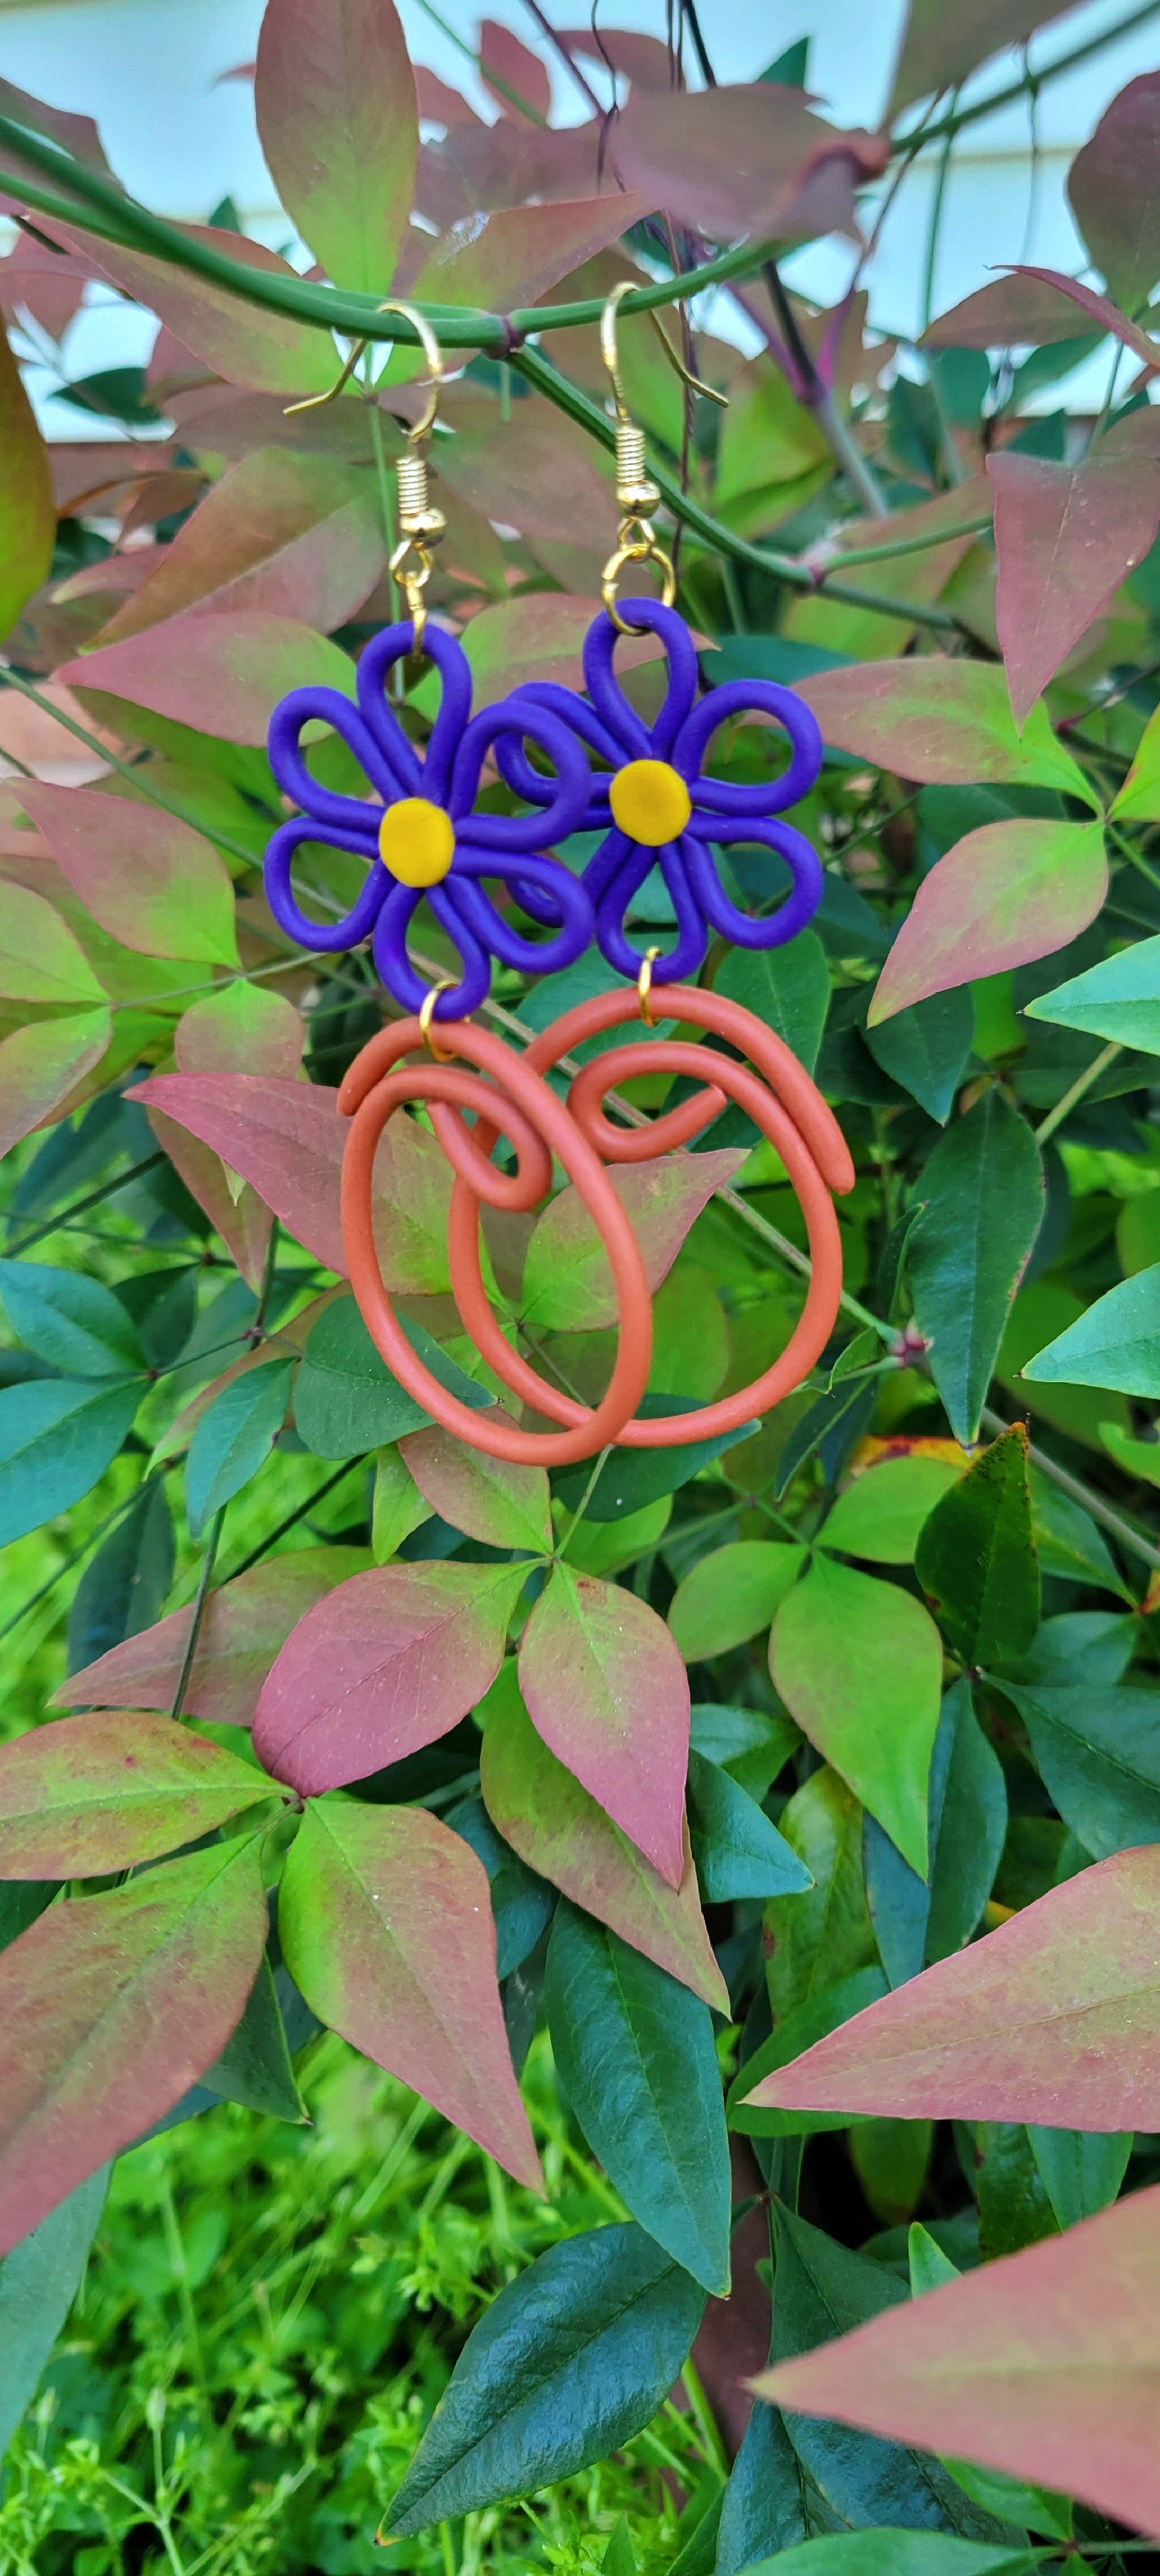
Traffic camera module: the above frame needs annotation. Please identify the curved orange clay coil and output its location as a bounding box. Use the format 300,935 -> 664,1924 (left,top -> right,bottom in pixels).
338,984 -> 855,1467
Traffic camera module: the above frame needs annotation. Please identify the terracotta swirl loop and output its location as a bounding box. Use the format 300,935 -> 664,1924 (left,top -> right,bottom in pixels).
338,985 -> 855,1467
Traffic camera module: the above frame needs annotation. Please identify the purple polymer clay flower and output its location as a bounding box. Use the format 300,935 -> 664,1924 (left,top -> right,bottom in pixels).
496,597 -> 824,984
264,619 -> 594,1019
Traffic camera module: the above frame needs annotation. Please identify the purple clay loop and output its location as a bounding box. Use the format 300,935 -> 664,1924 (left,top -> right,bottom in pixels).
675,678 -> 824,816
263,820 -> 389,950
264,616 -> 595,1017
592,835 -> 709,985
492,684 -> 621,805
583,598 -> 698,759
682,818 -> 824,950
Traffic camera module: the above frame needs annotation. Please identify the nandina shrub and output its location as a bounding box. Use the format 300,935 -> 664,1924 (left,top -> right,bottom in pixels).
2,4 -> 1160,2566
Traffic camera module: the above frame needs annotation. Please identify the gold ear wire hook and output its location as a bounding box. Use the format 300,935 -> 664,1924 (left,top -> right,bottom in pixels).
599,281 -> 724,633
286,301 -> 448,647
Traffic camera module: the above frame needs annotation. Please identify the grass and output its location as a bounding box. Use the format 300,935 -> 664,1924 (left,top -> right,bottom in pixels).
0,2032 -> 725,2576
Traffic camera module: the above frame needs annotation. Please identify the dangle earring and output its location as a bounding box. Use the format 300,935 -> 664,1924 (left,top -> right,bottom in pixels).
263,288 -> 853,1465
263,304 -> 594,1025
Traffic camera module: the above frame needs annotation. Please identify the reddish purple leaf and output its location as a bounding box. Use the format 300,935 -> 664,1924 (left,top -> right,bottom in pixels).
128,1072 -> 348,1274
0,1011 -> 112,1160
518,1568 -> 690,1885
0,1839 -> 267,2254
58,613 -> 355,745
796,658 -> 1091,795
55,1547 -> 367,1727
867,817 -> 1108,1024
96,449 -> 386,645
175,984 -> 305,1082
279,1798 -> 543,2188
51,221 -> 338,400
252,1561 -> 526,1794
409,195 -> 655,313
479,19 -> 551,120
1068,72 -> 1160,315
0,1710 -> 276,1877
18,782 -> 239,968
479,1664 -> 727,2011
922,269 -> 1112,350
991,439 -> 1160,722
888,4 -> 1081,120
254,0 -> 417,296
399,1425 -> 552,1554
610,84 -> 888,247
1004,264 -> 1160,374
743,1843 -> 1160,2130
754,2181 -> 1160,2541
556,27 -> 672,90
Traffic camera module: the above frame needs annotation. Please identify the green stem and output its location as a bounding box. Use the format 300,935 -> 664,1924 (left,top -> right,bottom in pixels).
511,345 -> 963,633
555,1447 -> 614,1555
0,667 -> 261,870
820,507 -> 992,569
920,100 -> 957,333
1033,1040 -> 1122,1147
7,1151 -> 165,1257
169,1507 -> 225,1719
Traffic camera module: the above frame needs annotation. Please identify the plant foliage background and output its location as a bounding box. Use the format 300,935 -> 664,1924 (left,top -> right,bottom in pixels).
4,2 -> 1160,2570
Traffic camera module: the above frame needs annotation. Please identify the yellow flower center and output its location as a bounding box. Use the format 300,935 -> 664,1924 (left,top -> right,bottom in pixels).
608,758 -> 693,848
377,797 -> 455,887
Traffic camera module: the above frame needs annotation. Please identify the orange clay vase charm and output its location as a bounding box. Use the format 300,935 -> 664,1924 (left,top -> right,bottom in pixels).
338,981 -> 853,1469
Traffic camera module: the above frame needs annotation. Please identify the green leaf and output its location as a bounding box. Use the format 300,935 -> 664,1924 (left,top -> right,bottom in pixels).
552,1404 -> 757,1521
765,1767 -> 877,2024
925,1682 -> 1007,1964
731,2539 -> 1030,2575
1110,699 -> 1160,821
19,782 -> 240,968
731,1967 -> 889,2138
669,1540 -> 807,1662
767,2204 -> 1016,2541
279,1797 -> 542,2187
771,1558 -> 943,1877
0,2167 -> 108,2457
382,2221 -> 706,2535
67,1479 -> 174,1674
446,1793 -> 555,1979
294,1294 -> 490,1458
1003,1679 -> 1160,1857
0,1259 -> 144,1379
686,1747 -> 812,1901
975,2122 -> 1058,2259
0,1377 -> 141,1546
716,934 -> 830,1075
910,1091 -> 1044,1444
820,1456 -> 963,1566
1020,1261 -> 1160,1396
603,2513 -> 637,2576
371,1445 -> 429,1560
1027,2125 -> 1131,2231
0,313 -> 54,641
800,656 -> 1096,803
849,2117 -> 933,2227
0,1708 -> 278,1876
185,1356 -> 294,1538
1028,1469 -> 1131,1597
0,882 -> 108,1006
520,1150 -> 743,1333
0,1010 -> 113,1162
200,1954 -> 307,2121
715,2400 -> 814,2575
0,1837 -> 268,2250
865,987 -> 975,1123
914,1426 -> 1040,1667
544,1901 -> 731,2294
1024,931 -> 1160,1052
690,1702 -> 800,1801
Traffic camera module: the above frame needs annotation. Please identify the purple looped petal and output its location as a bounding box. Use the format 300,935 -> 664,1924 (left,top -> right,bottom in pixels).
493,683 -> 622,807
264,817 -> 385,952
581,614 -> 653,760
267,685 -> 398,825
371,877 -> 493,1018
450,859 -> 592,974
592,835 -> 708,984
357,622 -> 474,805
448,699 -> 592,852
681,818 -> 824,949
675,678 -> 824,814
